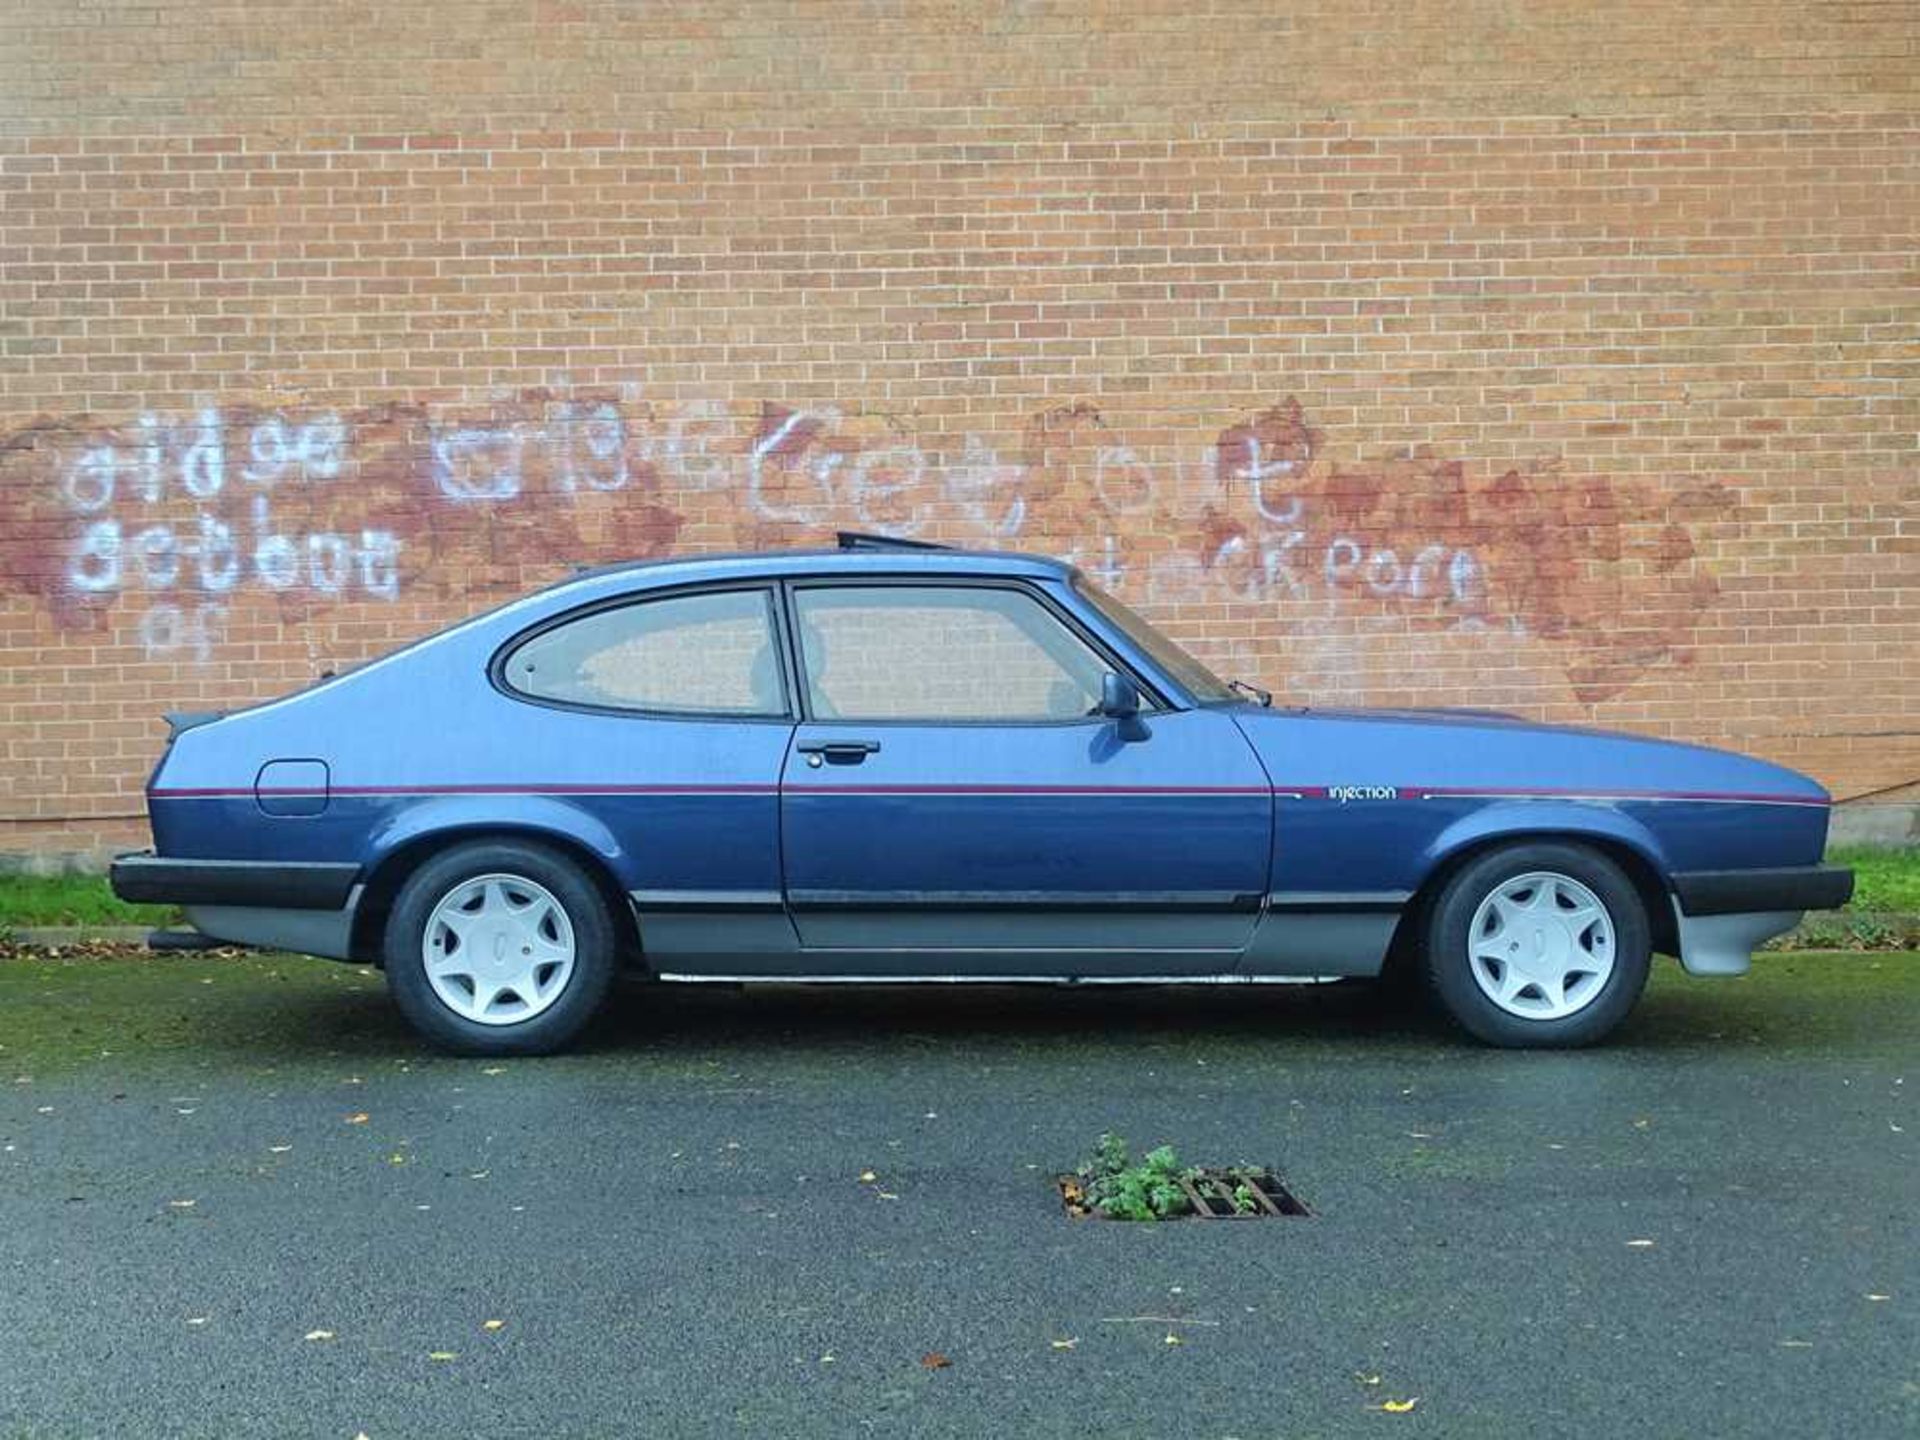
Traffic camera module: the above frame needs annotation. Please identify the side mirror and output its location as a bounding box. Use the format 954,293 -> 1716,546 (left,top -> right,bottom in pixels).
1099,673 -> 1151,742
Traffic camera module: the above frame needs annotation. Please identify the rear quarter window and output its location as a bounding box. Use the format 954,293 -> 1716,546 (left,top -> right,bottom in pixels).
501,589 -> 786,717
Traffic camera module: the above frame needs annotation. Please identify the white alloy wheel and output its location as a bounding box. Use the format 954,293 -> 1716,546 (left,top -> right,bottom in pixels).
422,873 -> 577,1026
1465,870 -> 1617,1021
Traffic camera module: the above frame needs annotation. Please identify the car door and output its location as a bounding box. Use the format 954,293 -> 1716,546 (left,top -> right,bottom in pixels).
494,584 -> 801,968
777,578 -> 1272,976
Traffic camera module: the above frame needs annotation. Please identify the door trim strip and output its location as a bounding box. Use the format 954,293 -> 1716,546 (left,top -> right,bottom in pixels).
1265,890 -> 1411,913
655,972 -> 1342,985
629,889 -> 786,912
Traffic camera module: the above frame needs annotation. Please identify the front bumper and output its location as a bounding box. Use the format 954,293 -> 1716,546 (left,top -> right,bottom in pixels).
110,852 -> 360,910
1668,864 -> 1854,978
1671,865 -> 1854,917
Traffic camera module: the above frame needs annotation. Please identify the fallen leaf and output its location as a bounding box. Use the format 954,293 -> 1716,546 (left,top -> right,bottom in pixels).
269,1145 -> 292,1154
387,1154 -> 407,1165
304,1329 -> 335,1342
481,1067 -> 506,1076
1382,1398 -> 1419,1413
876,1190 -> 900,1201
345,1113 -> 369,1125
858,1170 -> 877,1183
428,1351 -> 457,1362
1865,1293 -> 1890,1302
169,1199 -> 196,1209
921,1351 -> 952,1369
819,1353 -> 836,1364
483,1319 -> 505,1332
186,1317 -> 209,1326
1356,1373 -> 1382,1386
1626,1239 -> 1656,1248
1164,1333 -> 1183,1346
1050,1338 -> 1077,1350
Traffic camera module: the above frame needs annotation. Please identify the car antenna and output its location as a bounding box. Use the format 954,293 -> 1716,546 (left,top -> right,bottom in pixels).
835,531 -> 953,552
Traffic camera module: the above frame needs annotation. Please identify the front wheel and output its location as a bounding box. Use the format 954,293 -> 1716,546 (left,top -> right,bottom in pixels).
1422,842 -> 1651,1048
383,839 -> 618,1056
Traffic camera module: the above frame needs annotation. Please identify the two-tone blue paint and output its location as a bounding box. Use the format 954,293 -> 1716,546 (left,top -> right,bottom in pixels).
127,546 -> 1841,981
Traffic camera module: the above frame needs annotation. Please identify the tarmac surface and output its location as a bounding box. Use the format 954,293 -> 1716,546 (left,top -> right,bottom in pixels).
2,949 -> 1915,1437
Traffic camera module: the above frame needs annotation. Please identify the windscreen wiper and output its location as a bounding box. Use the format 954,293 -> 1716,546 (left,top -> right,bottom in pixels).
1227,679 -> 1272,707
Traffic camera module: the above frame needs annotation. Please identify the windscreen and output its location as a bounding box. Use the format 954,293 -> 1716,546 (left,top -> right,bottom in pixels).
1071,575 -> 1237,704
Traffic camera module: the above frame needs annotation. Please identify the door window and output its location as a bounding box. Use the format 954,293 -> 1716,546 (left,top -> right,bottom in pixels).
792,585 -> 1114,721
503,589 -> 786,717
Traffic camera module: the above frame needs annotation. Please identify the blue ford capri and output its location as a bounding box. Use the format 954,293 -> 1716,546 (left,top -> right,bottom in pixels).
111,534 -> 1854,1055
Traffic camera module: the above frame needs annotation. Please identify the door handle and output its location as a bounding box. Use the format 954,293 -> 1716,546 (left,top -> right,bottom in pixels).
796,740 -> 881,766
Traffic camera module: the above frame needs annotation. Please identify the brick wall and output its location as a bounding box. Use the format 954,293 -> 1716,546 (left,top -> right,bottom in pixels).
1,1 -> 1915,858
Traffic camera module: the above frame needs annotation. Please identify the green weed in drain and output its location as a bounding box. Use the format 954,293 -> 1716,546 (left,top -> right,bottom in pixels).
1076,1132 -> 1199,1221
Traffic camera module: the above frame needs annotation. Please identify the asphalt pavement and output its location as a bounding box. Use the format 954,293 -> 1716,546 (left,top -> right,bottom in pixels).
1,950 -> 1915,1438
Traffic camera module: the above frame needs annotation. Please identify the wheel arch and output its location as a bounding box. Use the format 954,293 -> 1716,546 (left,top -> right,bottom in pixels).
350,821 -> 644,969
1387,810 -> 1680,965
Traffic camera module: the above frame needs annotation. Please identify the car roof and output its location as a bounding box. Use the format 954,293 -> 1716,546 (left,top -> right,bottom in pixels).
557,543 -> 1076,592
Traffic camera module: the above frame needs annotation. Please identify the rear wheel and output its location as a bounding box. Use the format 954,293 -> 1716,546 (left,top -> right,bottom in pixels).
1422,841 -> 1650,1047
383,839 -> 617,1056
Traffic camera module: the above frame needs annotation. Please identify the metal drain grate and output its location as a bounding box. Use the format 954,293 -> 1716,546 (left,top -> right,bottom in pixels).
1058,1166 -> 1310,1220
1180,1167 -> 1309,1219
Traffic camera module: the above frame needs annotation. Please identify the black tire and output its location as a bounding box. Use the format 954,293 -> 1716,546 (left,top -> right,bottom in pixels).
1422,841 -> 1651,1048
383,838 -> 618,1056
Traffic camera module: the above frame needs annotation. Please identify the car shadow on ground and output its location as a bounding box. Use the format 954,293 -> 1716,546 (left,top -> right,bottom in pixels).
161,972 -> 1441,1065
598,977 -> 1438,1054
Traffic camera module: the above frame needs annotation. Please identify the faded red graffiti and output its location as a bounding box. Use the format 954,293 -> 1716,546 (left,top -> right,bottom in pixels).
1200,399 -> 1736,702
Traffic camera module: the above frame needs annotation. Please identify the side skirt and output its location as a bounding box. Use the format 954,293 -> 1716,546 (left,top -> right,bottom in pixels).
1244,891 -> 1410,979
631,888 -> 1411,979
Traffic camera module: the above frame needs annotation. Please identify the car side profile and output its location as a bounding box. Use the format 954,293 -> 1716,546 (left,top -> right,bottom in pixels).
111,534 -> 1854,1055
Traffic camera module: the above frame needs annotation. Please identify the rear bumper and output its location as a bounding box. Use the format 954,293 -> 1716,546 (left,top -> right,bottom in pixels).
1671,865 -> 1853,918
109,852 -> 360,911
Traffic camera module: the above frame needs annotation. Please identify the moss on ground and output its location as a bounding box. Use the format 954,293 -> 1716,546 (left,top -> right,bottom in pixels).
0,949 -> 393,1073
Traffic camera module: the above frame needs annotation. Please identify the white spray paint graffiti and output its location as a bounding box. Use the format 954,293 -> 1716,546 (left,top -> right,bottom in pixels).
431,402 -> 632,503
36,389 -> 1497,662
1234,431 -> 1314,524
58,407 -> 400,658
